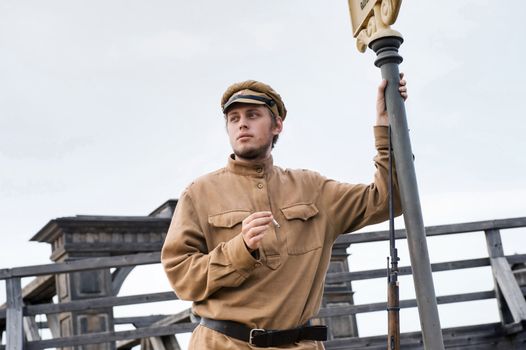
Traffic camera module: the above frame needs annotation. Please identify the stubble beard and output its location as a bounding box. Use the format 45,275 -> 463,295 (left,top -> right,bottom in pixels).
233,139 -> 272,161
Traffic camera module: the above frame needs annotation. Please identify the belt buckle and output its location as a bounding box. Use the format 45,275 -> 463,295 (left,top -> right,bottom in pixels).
249,328 -> 265,346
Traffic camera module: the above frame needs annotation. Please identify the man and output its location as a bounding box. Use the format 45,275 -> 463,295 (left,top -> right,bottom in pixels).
161,77 -> 407,349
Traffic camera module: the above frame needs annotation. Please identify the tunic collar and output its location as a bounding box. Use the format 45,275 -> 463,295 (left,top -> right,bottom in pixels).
227,154 -> 274,178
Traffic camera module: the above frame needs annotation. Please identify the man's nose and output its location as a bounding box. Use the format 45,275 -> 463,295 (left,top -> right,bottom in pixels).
238,116 -> 248,129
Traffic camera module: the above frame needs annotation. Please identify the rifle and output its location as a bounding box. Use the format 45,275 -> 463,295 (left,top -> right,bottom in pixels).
387,125 -> 400,350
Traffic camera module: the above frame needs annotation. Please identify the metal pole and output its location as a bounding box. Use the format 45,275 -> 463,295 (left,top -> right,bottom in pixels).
369,36 -> 445,350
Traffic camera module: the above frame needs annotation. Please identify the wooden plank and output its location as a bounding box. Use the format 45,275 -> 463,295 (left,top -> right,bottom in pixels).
115,315 -> 167,327
508,254 -> 526,265
19,275 -> 55,305
514,266 -> 526,286
502,321 -> 524,334
149,334 -> 183,350
149,309 -> 192,327
141,338 -> 154,350
325,253 -> 526,284
485,229 -> 505,258
26,322 -> 197,350
26,291 -> 177,316
6,277 -> 24,350
485,229 -> 515,325
336,216 -> 526,245
317,290 -> 495,318
324,321 -> 526,350
23,316 -> 41,341
63,242 -> 162,252
46,314 -> 60,338
149,336 -> 167,350
326,256 -> 492,283
117,309 -> 191,350
0,252 -> 160,280
491,257 -> 526,323
336,227 -> 407,245
116,338 -> 141,350
162,336 -> 182,350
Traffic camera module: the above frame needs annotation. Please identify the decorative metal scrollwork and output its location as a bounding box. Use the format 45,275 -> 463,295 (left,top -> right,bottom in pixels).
355,0 -> 402,52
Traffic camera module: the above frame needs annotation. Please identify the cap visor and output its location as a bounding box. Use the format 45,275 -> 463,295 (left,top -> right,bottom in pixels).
223,97 -> 266,112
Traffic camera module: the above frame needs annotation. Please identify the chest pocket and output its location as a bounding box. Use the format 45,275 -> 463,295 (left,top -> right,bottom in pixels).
208,210 -> 250,249
280,203 -> 322,255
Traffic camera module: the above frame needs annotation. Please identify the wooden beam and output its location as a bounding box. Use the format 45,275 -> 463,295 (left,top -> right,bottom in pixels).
485,229 -> 515,325
19,275 -> 55,305
46,314 -> 60,338
115,315 -> 167,327
6,277 -> 24,350
148,336 -> 166,350
62,242 -> 162,253
149,335 -> 182,350
116,337 -> 141,350
0,252 -> 160,280
26,291 -> 176,316
117,309 -> 191,350
25,322 -> 197,350
324,321 -> 526,350
326,254 -> 526,284
23,316 -> 41,341
336,216 -> 526,245
491,257 -> 526,323
317,290 -> 495,318
149,309 -> 192,326
326,256 -> 491,283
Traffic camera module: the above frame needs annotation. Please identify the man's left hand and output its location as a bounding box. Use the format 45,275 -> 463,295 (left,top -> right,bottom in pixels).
376,72 -> 407,126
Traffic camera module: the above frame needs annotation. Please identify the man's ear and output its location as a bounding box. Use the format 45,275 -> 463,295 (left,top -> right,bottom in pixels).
273,116 -> 283,135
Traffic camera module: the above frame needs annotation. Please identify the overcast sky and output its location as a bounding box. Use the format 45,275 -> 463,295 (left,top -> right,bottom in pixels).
1,0 -> 525,346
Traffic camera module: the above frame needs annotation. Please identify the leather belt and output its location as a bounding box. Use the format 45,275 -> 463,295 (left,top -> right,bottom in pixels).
199,317 -> 328,347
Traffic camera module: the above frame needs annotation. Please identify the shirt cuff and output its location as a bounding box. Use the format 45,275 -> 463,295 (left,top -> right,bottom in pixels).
373,125 -> 389,149
226,233 -> 258,278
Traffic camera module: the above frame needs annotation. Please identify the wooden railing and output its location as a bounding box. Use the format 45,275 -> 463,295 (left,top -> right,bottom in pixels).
1,217 -> 526,349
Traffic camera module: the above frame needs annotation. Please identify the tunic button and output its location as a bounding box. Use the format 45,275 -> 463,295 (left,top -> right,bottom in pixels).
257,183 -> 263,189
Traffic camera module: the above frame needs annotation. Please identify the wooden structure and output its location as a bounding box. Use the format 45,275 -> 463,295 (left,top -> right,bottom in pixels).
1,201 -> 526,349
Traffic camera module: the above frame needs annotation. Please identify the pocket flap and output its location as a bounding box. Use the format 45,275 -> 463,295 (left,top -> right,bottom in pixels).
208,210 -> 250,228
281,203 -> 318,221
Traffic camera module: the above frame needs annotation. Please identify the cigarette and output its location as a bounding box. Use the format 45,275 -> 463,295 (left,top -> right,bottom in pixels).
272,218 -> 281,228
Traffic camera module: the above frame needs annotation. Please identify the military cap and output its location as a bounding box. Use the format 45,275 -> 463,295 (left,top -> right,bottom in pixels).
221,80 -> 287,120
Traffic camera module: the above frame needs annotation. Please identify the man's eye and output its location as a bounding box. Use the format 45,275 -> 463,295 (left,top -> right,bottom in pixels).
229,116 -> 239,123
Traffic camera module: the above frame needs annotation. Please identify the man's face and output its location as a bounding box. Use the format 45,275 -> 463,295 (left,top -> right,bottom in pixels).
225,103 -> 282,162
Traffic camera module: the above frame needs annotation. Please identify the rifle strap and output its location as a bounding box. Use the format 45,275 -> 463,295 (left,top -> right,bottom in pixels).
388,125 -> 395,241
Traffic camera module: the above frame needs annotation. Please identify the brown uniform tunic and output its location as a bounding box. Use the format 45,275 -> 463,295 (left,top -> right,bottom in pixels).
161,126 -> 401,349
